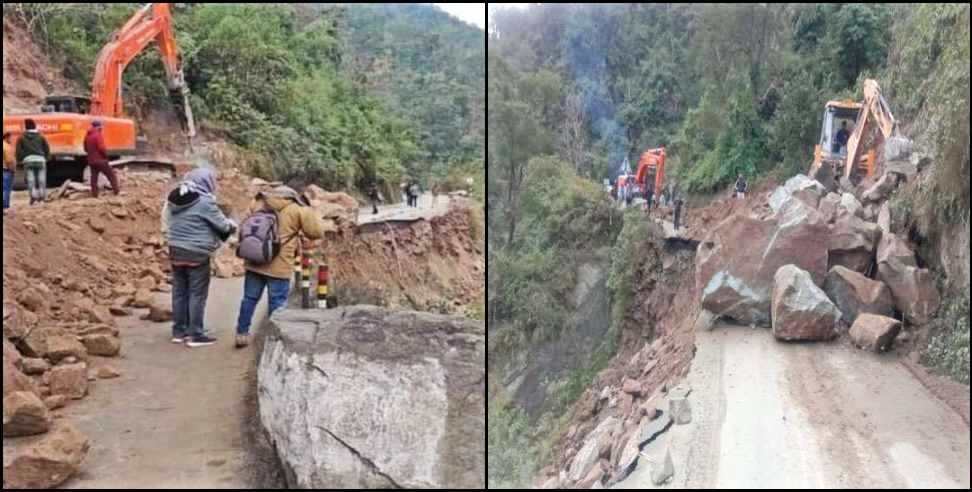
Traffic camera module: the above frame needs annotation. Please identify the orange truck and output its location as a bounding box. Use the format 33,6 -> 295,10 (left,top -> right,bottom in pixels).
2,3 -> 195,187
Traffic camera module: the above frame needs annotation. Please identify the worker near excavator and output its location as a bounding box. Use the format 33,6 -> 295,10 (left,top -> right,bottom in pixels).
368,180 -> 381,215
234,186 -> 323,349
164,167 -> 237,348
644,182 -> 655,215
672,184 -> 684,232
84,121 -> 120,198
16,119 -> 51,206
834,120 -> 851,155
3,132 -> 15,214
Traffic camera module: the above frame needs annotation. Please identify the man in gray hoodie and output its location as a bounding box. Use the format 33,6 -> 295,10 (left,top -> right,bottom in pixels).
163,168 -> 237,347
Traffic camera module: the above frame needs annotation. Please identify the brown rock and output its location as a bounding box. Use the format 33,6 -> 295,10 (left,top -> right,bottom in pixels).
3,359 -> 38,397
48,363 -> 88,400
45,335 -> 88,364
141,302 -> 173,322
622,378 -> 643,396
133,288 -> 154,308
577,462 -> 605,489
876,233 -> 917,268
17,287 -> 47,313
88,217 -> 106,233
823,266 -> 895,324
697,208 -> 829,326
862,172 -> 897,203
43,395 -> 67,410
94,365 -> 121,380
877,262 -> 941,326
2,391 -> 51,437
849,314 -> 902,352
136,275 -> 157,291
112,284 -> 136,297
109,306 -> 132,317
76,324 -> 120,338
20,326 -> 70,359
81,334 -> 121,356
21,357 -> 51,376
4,338 -> 22,370
827,215 -> 882,274
772,265 -> 841,341
1,421 -> 90,489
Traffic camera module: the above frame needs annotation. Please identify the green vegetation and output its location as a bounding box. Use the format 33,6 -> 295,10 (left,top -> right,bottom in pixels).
8,3 -> 484,195
488,386 -> 538,489
922,291 -> 970,384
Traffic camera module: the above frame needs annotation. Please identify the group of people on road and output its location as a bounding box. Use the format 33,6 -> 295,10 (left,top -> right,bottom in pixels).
402,180 -> 422,208
2,119 -> 120,215
162,167 -> 323,349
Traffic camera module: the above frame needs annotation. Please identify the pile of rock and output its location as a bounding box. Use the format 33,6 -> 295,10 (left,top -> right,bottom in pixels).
697,163 -> 940,350
3,294 -> 125,487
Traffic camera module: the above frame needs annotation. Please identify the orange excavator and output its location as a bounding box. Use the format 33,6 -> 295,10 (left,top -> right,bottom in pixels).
634,147 -> 667,198
2,3 -> 195,187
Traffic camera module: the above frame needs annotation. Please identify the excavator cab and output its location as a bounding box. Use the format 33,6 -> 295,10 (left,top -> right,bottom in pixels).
41,96 -> 92,115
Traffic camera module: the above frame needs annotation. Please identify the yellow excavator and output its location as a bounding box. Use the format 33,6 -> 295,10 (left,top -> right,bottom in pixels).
809,79 -> 897,185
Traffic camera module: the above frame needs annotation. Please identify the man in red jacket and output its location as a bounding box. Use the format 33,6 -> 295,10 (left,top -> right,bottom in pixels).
84,121 -> 119,198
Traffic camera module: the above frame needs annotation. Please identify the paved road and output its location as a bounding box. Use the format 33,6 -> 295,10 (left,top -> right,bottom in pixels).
356,192 -> 452,226
615,323 -> 970,489
60,278 -> 270,489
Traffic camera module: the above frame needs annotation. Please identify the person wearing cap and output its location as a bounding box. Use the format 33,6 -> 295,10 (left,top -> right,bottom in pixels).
16,119 -> 51,205
233,185 -> 324,348
84,120 -> 119,198
3,132 -> 15,214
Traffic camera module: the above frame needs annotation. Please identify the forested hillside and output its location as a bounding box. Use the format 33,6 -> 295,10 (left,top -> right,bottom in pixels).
487,4 -> 969,488
4,3 -> 485,196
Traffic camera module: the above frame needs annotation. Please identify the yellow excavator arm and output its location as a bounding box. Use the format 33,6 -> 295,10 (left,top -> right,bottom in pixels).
843,79 -> 896,179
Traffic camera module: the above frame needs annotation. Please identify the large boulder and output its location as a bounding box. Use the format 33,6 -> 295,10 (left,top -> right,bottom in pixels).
837,193 -> 866,220
45,335 -> 88,364
809,161 -> 836,193
877,262 -> 941,326
823,267 -> 895,324
771,265 -> 841,341
48,363 -> 88,400
884,136 -> 913,162
2,391 -> 51,437
3,338 -> 21,370
769,175 -> 827,215
827,215 -> 882,273
258,306 -> 484,489
80,334 -> 121,357
874,232 -> 939,325
817,193 -> 842,224
876,233 -> 917,268
3,358 -> 37,398
849,314 -> 902,352
571,416 -> 619,483
861,173 -> 898,204
2,421 -> 90,489
697,209 -> 829,326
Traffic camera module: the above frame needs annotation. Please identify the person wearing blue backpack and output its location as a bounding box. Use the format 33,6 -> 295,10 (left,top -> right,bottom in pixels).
234,185 -> 323,348
163,167 -> 237,348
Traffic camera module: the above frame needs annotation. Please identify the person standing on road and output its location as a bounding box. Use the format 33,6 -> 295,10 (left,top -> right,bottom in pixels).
408,181 -> 421,208
734,174 -> 748,200
673,193 -> 685,232
16,119 -> 51,206
367,181 -> 380,215
234,186 -> 323,349
645,183 -> 654,216
84,121 -> 121,198
401,181 -> 409,206
3,132 -> 16,214
164,167 -> 237,348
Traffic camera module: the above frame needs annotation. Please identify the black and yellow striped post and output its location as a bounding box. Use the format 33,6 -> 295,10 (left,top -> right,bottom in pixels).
317,256 -> 329,309
301,254 -> 313,309
293,247 -> 302,287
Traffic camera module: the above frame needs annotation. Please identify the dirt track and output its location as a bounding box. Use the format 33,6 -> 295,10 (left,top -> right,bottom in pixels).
616,323 -> 970,489
59,279 -> 273,489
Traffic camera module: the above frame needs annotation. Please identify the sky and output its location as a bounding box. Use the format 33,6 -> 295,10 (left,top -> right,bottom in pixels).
433,3 -> 487,30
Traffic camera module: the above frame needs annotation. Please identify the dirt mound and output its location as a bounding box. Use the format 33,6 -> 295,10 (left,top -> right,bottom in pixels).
2,16 -> 80,113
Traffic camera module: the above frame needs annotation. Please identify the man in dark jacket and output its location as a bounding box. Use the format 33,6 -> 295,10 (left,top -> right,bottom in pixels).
84,121 -> 120,198
15,119 -> 51,205
368,181 -> 380,214
163,168 -> 237,348
734,174 -> 748,200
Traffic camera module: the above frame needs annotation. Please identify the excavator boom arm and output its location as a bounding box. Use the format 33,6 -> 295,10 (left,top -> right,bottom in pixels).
90,3 -> 195,137
844,79 -> 895,179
